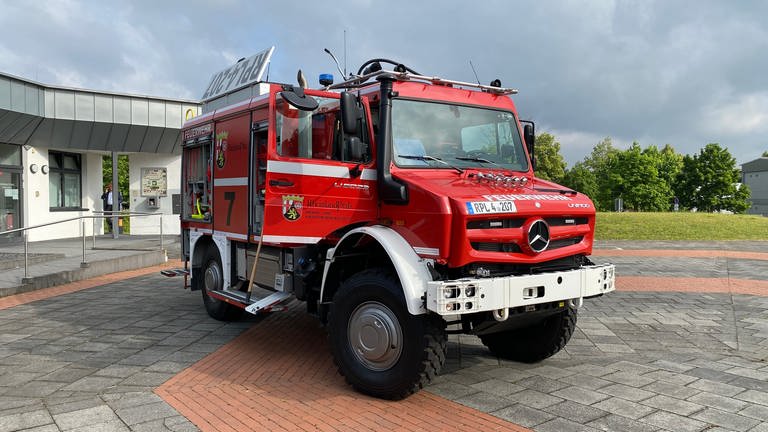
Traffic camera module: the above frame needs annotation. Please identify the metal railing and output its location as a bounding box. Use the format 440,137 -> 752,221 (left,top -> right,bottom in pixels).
0,211 -> 166,280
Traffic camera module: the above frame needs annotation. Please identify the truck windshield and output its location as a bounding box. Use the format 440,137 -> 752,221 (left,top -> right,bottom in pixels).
391,99 -> 529,171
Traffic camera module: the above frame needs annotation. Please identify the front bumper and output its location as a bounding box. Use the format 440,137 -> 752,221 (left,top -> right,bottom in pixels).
426,263 -> 615,316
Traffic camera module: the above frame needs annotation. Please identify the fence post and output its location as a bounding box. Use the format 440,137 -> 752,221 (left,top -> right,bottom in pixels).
80,221 -> 89,268
23,231 -> 29,280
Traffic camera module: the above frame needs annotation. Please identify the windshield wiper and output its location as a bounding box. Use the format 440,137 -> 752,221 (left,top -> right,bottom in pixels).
398,154 -> 464,173
455,156 -> 500,166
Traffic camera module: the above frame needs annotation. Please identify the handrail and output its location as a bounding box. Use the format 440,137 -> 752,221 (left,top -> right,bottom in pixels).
0,211 -> 168,281
0,211 -> 156,236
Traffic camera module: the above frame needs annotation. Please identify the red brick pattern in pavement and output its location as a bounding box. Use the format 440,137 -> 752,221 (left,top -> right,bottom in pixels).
617,275 -> 768,296
156,305 -> 530,432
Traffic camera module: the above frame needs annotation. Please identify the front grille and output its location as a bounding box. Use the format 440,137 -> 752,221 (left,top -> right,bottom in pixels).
471,242 -> 522,253
468,217 -> 588,230
549,236 -> 583,250
467,218 -> 525,229
545,217 -> 589,226
472,236 -> 582,253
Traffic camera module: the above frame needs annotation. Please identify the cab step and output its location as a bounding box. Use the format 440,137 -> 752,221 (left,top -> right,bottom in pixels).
160,269 -> 189,277
209,285 -> 292,315
245,291 -> 292,314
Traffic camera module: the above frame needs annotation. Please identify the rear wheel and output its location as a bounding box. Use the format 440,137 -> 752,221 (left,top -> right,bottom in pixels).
480,306 -> 577,363
200,246 -> 243,321
328,269 -> 446,400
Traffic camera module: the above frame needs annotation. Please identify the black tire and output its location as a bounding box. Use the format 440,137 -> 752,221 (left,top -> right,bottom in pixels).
480,306 -> 577,363
200,246 -> 243,321
327,269 -> 446,400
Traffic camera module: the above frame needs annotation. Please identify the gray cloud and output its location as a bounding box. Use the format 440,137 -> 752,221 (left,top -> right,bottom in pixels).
1,0 -> 766,164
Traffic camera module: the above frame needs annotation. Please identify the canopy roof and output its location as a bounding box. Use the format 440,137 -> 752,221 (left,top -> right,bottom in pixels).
0,72 -> 201,154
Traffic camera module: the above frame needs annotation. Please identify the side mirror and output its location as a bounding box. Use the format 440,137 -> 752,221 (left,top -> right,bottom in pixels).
280,85 -> 318,111
524,123 -> 535,150
522,122 -> 535,169
340,91 -> 361,135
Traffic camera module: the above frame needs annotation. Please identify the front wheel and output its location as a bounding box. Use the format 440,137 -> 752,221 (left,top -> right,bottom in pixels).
200,246 -> 243,321
480,305 -> 577,363
327,269 -> 446,400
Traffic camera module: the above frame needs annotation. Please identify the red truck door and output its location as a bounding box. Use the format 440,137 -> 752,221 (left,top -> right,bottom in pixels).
212,114 -> 251,239
262,94 -> 376,244
250,106 -> 269,237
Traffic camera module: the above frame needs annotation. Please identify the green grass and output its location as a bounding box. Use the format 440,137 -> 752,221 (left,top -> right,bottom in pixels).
595,212 -> 768,240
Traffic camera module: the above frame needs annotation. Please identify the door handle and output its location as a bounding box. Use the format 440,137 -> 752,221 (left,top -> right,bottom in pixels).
269,179 -> 294,187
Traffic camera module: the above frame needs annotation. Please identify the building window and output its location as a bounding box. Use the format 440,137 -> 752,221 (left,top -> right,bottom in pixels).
49,151 -> 82,210
0,143 -> 21,166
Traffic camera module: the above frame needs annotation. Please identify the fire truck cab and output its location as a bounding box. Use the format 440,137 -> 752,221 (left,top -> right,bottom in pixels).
177,58 -> 615,399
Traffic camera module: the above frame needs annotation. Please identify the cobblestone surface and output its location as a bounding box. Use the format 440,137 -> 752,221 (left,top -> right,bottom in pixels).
434,289 -> 768,431
0,275 -> 254,431
591,255 -> 768,280
1,242 -> 767,431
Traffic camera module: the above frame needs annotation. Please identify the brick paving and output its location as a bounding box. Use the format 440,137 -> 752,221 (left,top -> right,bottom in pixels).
1,241 -> 767,431
157,305 -> 527,432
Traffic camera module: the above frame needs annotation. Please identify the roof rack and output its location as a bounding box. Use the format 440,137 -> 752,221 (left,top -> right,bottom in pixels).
325,69 -> 518,95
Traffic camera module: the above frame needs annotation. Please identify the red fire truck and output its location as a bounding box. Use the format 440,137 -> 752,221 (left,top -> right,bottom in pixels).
174,58 -> 615,399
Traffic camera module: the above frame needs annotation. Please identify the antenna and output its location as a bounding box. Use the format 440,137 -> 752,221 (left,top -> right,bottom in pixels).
343,30 -> 347,78
324,48 -> 346,78
469,60 -> 481,85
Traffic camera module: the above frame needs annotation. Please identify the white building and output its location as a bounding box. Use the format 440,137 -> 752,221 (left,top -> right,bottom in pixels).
742,157 -> 768,216
0,71 -> 201,241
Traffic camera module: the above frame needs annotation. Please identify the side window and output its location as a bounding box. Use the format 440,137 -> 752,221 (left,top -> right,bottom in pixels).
277,96 -> 368,163
253,126 -> 268,202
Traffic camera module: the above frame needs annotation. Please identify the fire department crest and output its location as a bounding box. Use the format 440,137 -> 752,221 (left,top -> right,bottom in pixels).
282,195 -> 303,221
215,131 -> 229,169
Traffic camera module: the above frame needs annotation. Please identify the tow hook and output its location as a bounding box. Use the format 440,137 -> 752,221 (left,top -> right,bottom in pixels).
492,308 -> 509,322
569,297 -> 584,308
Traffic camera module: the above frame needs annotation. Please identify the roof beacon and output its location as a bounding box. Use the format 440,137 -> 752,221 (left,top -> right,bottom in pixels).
319,74 -> 334,86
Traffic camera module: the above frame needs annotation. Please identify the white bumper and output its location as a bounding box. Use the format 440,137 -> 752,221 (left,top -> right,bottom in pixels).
426,264 -> 615,316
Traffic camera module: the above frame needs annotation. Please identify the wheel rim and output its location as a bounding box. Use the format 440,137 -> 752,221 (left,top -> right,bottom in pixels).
348,301 -> 403,371
204,259 -> 222,292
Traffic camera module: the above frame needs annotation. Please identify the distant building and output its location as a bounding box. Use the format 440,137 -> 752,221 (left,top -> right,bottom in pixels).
2,48 -> 279,242
742,157 -> 768,216
0,71 -> 201,241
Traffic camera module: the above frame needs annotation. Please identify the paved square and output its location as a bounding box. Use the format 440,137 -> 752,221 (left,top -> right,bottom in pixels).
1,242 -> 767,431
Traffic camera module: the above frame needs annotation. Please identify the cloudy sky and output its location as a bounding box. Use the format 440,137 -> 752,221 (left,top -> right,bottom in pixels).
2,0 -> 766,165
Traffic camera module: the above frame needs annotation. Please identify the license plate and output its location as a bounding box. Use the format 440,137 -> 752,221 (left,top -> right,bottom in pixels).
466,200 -> 517,215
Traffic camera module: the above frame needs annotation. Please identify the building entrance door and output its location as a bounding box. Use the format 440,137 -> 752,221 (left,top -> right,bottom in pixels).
0,170 -> 21,236
0,143 -> 22,240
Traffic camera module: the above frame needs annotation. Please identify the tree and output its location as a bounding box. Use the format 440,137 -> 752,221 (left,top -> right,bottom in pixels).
609,143 -> 671,211
762,150 -> 768,157
676,143 -> 751,213
562,161 -> 598,199
583,137 -> 620,211
655,144 -> 683,197
533,132 -> 567,184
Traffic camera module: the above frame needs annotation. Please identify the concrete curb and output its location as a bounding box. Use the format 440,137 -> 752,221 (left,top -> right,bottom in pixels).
0,249 -> 167,297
